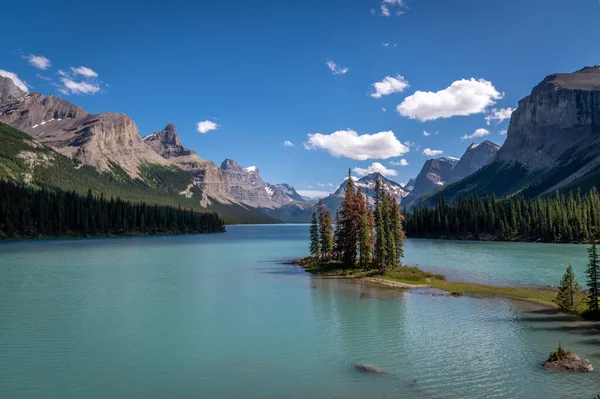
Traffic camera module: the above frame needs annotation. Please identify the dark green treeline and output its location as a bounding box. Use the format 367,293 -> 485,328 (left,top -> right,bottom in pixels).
404,189 -> 600,243
0,181 -> 225,239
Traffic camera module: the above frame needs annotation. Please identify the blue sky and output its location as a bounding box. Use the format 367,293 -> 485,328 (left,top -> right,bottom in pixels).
2,0 -> 600,197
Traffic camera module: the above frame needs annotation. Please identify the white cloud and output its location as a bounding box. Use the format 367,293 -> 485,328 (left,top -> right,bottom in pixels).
59,77 -> 100,95
423,130 -> 431,136
304,129 -> 409,160
326,60 -> 349,75
461,128 -> 490,140
423,148 -> 443,157
36,74 -> 52,81
353,162 -> 398,177
0,70 -> 28,92
196,120 -> 219,134
381,107 -> 387,112
380,0 -> 406,16
297,190 -> 331,199
317,183 -> 335,187
370,74 -> 410,98
283,140 -> 294,147
23,54 -> 51,70
390,159 -> 409,166
370,8 -> 376,15
71,66 -> 99,78
382,43 -> 390,47
499,129 -> 508,136
485,107 -> 514,125
397,78 -> 503,121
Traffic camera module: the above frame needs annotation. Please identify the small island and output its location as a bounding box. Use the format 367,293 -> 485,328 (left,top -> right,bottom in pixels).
291,171 -> 600,321
542,343 -> 593,372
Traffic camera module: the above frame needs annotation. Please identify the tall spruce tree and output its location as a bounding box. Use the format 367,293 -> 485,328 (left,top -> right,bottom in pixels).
384,193 -> 396,268
587,242 -> 600,313
309,211 -> 321,259
389,196 -> 405,264
338,170 -> 360,267
356,188 -> 372,270
317,200 -> 334,258
555,265 -> 584,313
374,177 -> 388,271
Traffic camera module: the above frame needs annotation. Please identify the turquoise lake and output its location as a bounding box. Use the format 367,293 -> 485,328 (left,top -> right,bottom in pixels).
1,224 -> 600,398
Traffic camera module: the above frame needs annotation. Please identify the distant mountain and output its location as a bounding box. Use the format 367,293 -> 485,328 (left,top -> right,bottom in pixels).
315,173 -> 408,216
448,141 -> 500,184
0,76 -> 276,224
427,65 -> 600,203
402,156 -> 459,205
144,124 -> 234,205
0,76 -> 169,179
404,178 -> 416,192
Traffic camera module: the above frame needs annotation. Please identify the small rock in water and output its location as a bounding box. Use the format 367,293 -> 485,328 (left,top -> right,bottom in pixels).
450,291 -> 465,297
543,354 -> 593,372
354,364 -> 388,374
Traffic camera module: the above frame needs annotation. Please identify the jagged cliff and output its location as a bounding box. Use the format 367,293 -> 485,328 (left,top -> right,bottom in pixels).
144,124 -> 234,203
427,66 -> 600,203
0,76 -> 170,178
448,141 -> 500,183
402,156 -> 459,205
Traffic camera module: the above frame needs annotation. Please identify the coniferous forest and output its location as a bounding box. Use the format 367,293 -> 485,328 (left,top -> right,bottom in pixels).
404,189 -> 600,243
0,181 -> 225,239
309,171 -> 404,271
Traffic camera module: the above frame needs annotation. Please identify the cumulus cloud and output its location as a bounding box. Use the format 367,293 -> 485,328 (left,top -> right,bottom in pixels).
353,162 -> 398,177
380,0 -> 406,16
380,4 -> 391,16
196,120 -> 219,134
58,78 -> 100,95
389,159 -> 409,166
326,60 -> 349,75
370,75 -> 409,98
0,70 -> 29,92
423,130 -> 431,136
297,190 -> 331,199
423,148 -> 443,157
397,78 -> 503,122
485,107 -> 514,125
461,128 -> 490,140
499,129 -> 508,135
283,140 -> 294,147
71,66 -> 99,78
304,129 -> 409,160
22,54 -> 51,70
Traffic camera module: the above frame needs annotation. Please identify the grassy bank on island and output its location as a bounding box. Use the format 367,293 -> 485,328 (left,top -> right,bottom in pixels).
293,257 -> 559,308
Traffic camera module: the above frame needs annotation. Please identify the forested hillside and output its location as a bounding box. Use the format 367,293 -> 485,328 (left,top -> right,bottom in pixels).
404,189 -> 600,243
0,123 -> 277,224
0,181 -> 225,238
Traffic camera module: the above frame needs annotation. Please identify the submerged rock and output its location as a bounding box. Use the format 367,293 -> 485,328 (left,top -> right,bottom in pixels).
450,291 -> 465,297
354,364 -> 388,374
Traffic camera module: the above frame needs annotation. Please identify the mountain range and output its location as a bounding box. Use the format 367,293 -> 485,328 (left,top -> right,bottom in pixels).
1,65 -> 599,222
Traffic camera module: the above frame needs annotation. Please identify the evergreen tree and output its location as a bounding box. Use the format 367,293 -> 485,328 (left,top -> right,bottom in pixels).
373,177 -> 388,271
389,196 -> 405,264
337,170 -> 360,267
587,242 -> 600,313
555,265 -> 584,313
309,211 -> 321,259
356,189 -> 373,270
317,200 -> 334,258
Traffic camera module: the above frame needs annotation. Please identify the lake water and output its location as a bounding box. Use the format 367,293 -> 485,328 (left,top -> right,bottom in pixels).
1,225 -> 599,398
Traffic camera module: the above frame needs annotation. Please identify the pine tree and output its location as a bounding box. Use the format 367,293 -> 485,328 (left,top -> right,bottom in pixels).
385,193 -> 396,268
309,211 -> 321,259
389,196 -> 405,264
555,265 -> 584,313
587,242 -> 600,313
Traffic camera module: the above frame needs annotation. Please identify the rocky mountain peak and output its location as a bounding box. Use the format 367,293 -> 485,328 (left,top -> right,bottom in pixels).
220,158 -> 243,171
144,124 -> 189,158
541,65 -> 600,91
0,76 -> 26,106
449,140 -> 500,184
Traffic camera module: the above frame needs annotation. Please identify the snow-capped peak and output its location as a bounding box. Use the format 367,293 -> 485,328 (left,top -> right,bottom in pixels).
245,166 -> 257,172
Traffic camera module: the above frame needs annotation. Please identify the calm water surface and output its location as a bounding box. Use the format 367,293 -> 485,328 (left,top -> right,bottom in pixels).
1,225 -> 599,398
